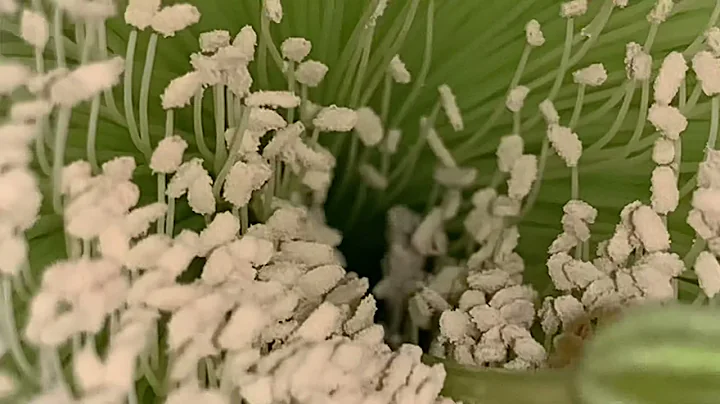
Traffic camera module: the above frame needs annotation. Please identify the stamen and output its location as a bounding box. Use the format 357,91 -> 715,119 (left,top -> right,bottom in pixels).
358,0 -> 420,106
12,11 -> 53,177
426,127 -> 457,168
389,0 -> 435,128
257,0 -> 285,88
346,24 -> 376,106
324,0 -> 383,100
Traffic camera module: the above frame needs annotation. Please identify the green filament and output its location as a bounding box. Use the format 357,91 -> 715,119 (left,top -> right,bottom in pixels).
52,108 -> 72,214
1,278 -> 38,384
86,95 -> 102,172
213,85 -> 228,174
359,0 -> 421,107
569,83 -> 586,130
139,33 -> 159,155
193,90 -> 214,162
212,107 -> 250,198
52,6 -> 66,68
390,0 -> 435,128
123,30 -> 150,158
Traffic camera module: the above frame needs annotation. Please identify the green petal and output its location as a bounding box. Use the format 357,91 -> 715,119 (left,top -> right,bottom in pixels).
577,304 -> 720,404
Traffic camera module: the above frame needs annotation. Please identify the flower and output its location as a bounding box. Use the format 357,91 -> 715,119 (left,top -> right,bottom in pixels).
2,0 -> 720,403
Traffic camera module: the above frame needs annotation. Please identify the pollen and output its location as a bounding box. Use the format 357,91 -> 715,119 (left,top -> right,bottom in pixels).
281,37 -> 312,62
150,4 -> 201,37
525,20 -> 545,47
506,86 -> 530,113
389,55 -> 412,84
438,84 -> 464,131
20,9 -> 49,49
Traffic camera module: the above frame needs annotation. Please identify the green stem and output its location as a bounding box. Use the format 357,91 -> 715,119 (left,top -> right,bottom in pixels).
213,85 -> 228,174
52,6 -> 66,68
139,33 -> 159,154
390,104 -> 440,181
257,3 -> 285,89
380,73 -> 393,124
359,0 -> 421,107
227,89 -> 236,128
193,89 -> 214,162
520,137 -> 550,218
547,18 -> 576,103
31,43 -> 51,176
586,81 -> 636,153
457,45 -> 533,153
345,185 -> 368,231
324,0 -> 379,102
350,25 -> 376,107
623,78 -> 651,157
287,63 -> 296,123
680,95 -> 720,197
464,15 -> 591,158
157,110 -> 173,234
123,30 -> 149,157
569,84 -> 586,130
1,278 -> 38,383
52,108 -> 72,214
213,108 -> 250,198
98,23 -> 122,119
334,136 -> 362,198
86,95 -> 101,172
165,197 -> 176,236
241,206 -> 249,233
571,165 -> 579,201
390,0 -> 435,130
